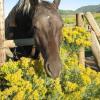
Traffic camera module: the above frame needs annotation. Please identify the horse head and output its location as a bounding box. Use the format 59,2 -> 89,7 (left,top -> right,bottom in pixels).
32,0 -> 63,78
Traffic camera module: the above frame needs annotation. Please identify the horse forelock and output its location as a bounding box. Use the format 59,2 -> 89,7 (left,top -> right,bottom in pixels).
16,0 -> 31,13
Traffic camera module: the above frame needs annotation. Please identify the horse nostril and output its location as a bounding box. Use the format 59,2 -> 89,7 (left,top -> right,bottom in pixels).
47,64 -> 51,73
45,63 -> 52,77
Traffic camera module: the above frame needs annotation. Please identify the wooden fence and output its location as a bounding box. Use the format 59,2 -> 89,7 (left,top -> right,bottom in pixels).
0,1 -> 100,68
0,1 -> 35,66
76,12 -> 100,68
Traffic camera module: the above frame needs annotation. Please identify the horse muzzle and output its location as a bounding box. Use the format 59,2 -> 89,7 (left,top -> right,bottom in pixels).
44,58 -> 62,79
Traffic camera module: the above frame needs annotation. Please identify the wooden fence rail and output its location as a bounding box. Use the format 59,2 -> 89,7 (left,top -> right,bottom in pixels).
85,12 -> 100,68
90,30 -> 100,67
85,12 -> 100,43
3,38 -> 35,48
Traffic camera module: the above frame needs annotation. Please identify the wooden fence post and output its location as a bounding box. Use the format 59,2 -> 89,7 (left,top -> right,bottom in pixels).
0,0 -> 6,66
76,13 -> 85,66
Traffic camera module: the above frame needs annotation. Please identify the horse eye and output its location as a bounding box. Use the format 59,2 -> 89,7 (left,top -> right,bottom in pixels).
33,26 -> 37,30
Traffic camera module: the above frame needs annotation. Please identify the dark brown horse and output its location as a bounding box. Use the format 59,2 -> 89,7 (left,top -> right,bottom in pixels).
5,0 -> 63,78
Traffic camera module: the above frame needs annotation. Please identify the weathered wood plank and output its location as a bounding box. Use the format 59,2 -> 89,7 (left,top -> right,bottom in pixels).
90,30 -> 100,68
76,13 -> 85,66
2,38 -> 35,48
0,0 -> 6,66
85,12 -> 100,43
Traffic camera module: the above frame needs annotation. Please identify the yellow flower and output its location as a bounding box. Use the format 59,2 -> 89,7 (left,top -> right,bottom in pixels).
26,67 -> 36,76
20,57 -> 31,68
66,81 -> 78,92
2,86 -> 18,98
35,78 -> 45,86
76,39 -> 82,45
77,27 -> 85,33
73,91 -> 82,100
81,73 -> 91,85
1,60 -> 19,74
17,80 -> 32,93
83,41 -> 91,46
79,64 -> 85,72
52,78 -> 63,96
95,78 -> 100,85
33,90 -> 39,100
5,69 -> 22,85
62,27 -> 68,36
13,91 -> 24,100
86,67 -> 97,78
73,30 -> 79,35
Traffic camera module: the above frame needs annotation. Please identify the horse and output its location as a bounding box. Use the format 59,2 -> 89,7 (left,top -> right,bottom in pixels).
5,0 -> 63,79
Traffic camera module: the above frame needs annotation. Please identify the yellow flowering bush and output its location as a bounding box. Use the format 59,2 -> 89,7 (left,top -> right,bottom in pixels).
62,26 -> 91,52
0,26 -> 100,100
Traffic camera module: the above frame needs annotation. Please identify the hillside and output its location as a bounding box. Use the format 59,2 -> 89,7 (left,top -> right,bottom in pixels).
59,10 -> 75,15
76,4 -> 100,13
59,4 -> 100,15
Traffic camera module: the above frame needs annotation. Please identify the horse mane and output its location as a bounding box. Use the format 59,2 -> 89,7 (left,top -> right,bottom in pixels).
16,0 -> 31,13
16,0 -> 55,14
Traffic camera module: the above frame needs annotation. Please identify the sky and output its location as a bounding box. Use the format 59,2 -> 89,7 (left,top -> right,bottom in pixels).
4,0 -> 100,17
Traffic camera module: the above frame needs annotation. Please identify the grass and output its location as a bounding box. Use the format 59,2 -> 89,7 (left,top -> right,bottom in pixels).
93,13 -> 100,27
62,13 -> 100,27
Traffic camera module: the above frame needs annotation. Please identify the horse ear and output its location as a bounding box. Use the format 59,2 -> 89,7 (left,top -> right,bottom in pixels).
53,0 -> 61,9
38,0 -> 42,3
